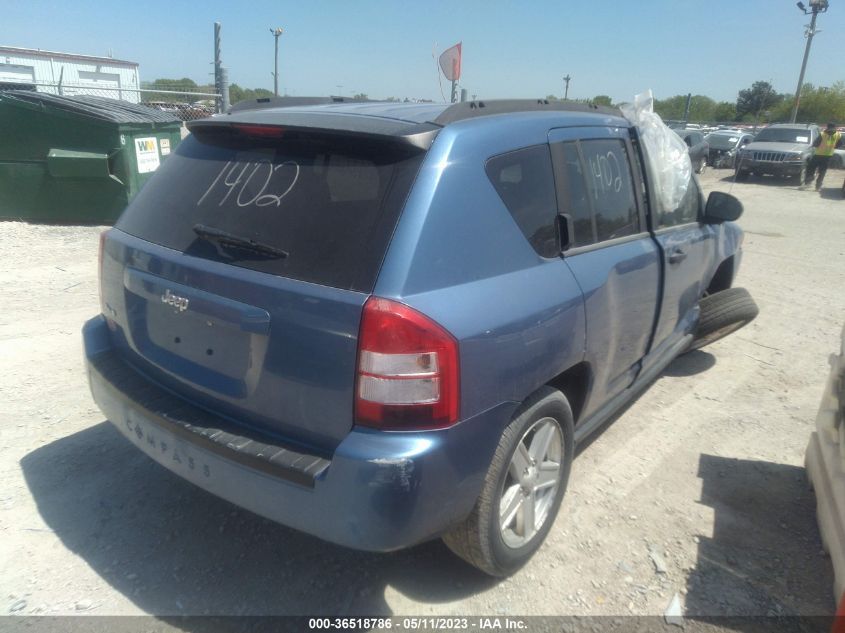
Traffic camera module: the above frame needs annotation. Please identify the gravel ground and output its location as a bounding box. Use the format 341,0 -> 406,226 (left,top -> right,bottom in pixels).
0,168 -> 843,620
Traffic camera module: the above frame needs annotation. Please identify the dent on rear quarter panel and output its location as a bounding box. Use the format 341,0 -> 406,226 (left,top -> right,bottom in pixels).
375,116 -> 588,420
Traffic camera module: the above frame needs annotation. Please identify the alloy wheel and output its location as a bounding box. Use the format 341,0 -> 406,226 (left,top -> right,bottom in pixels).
499,417 -> 563,549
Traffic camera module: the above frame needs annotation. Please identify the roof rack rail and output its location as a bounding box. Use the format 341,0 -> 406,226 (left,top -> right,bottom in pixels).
432,99 -> 622,126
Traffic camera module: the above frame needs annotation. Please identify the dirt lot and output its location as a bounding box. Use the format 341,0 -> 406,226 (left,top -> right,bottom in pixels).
1,168 -> 843,620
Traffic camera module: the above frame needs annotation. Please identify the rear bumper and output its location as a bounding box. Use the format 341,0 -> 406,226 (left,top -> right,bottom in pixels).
83,315 -> 511,552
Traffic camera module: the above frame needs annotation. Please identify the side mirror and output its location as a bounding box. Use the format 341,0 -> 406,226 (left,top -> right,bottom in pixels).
741,137 -> 752,145
703,191 -> 743,223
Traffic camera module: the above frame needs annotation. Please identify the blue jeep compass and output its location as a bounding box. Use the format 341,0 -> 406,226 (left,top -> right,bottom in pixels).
83,99 -> 756,576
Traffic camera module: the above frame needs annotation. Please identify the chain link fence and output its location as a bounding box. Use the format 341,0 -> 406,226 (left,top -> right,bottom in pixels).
0,82 -> 221,121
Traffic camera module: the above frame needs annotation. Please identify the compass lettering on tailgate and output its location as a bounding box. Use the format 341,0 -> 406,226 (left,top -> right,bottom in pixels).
125,418 -> 211,478
161,288 -> 189,312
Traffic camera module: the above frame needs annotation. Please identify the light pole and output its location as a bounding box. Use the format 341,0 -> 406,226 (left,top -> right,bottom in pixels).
270,27 -> 283,96
563,74 -> 571,100
790,0 -> 828,123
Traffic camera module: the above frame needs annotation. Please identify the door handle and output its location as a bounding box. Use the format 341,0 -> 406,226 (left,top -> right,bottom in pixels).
668,250 -> 688,264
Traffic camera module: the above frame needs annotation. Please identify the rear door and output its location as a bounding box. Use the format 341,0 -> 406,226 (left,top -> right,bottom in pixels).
549,126 -> 661,417
103,125 -> 425,452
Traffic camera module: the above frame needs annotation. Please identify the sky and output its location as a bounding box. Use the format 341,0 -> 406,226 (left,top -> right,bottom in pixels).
3,0 -> 845,104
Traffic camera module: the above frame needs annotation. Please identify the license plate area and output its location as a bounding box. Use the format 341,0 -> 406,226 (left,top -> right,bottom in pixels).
122,267 -> 270,398
145,304 -> 248,379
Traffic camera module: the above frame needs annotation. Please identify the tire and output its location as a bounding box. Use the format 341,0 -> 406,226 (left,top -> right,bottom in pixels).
695,156 -> 706,175
689,287 -> 759,351
442,387 -> 575,577
735,169 -> 748,182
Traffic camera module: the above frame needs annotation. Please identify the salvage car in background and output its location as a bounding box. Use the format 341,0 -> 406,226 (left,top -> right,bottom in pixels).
705,130 -> 754,168
734,123 -> 819,182
676,129 -> 709,175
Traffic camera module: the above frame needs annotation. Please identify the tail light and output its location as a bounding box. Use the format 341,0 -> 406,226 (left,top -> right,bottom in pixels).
355,297 -> 459,430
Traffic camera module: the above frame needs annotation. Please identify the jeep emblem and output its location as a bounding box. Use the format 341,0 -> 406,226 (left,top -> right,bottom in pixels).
161,289 -> 189,312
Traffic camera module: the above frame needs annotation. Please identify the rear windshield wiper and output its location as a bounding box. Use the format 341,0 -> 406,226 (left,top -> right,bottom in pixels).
193,224 -> 289,259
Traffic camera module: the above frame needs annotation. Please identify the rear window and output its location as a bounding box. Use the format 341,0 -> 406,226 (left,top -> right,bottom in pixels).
116,131 -> 425,292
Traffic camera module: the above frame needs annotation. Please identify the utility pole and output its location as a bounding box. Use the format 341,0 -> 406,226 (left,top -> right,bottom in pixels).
213,22 -> 229,113
270,27 -> 283,96
791,0 -> 829,123
683,93 -> 692,123
563,74 -> 571,100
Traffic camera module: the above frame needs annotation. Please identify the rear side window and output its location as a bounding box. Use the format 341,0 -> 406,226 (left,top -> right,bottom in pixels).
552,142 -> 594,247
116,132 -> 424,292
486,145 -> 559,258
579,139 -> 640,242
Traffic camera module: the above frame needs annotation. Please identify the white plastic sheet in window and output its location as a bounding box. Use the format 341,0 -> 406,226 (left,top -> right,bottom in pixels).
620,90 -> 691,213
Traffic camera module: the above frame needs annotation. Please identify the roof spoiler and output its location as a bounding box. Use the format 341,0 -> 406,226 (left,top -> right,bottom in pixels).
228,95 -> 376,114
187,116 -> 439,152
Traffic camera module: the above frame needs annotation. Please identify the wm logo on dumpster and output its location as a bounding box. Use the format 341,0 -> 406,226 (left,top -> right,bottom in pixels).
136,139 -> 156,153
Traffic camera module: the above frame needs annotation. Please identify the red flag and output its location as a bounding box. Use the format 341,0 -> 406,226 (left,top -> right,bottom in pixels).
439,42 -> 462,81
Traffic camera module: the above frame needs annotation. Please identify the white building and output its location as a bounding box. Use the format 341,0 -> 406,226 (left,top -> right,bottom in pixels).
0,46 -> 141,103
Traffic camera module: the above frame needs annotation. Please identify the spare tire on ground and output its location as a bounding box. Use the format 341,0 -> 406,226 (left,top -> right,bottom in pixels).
688,287 -> 759,351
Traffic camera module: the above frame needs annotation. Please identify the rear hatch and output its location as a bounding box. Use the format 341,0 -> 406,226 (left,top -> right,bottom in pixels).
101,118 -> 431,452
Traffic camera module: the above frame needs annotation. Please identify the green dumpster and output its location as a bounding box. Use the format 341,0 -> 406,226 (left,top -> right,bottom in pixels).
0,91 -> 183,224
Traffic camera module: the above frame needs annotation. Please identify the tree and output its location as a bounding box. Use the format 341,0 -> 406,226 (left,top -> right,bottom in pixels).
228,84 -> 273,105
592,95 -> 613,107
771,82 -> 845,123
352,93 -> 368,100
687,96 -> 716,122
736,81 -> 783,119
653,95 -> 716,122
653,95 -> 685,120
712,101 -> 737,123
143,77 -> 198,91
141,77 -> 201,103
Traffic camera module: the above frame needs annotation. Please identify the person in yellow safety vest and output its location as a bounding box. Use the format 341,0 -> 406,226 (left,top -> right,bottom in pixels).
804,122 -> 842,191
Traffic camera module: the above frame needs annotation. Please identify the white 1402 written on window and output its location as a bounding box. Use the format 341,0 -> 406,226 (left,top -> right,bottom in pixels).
578,139 -> 639,241
197,159 -> 300,208
586,149 -> 624,199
